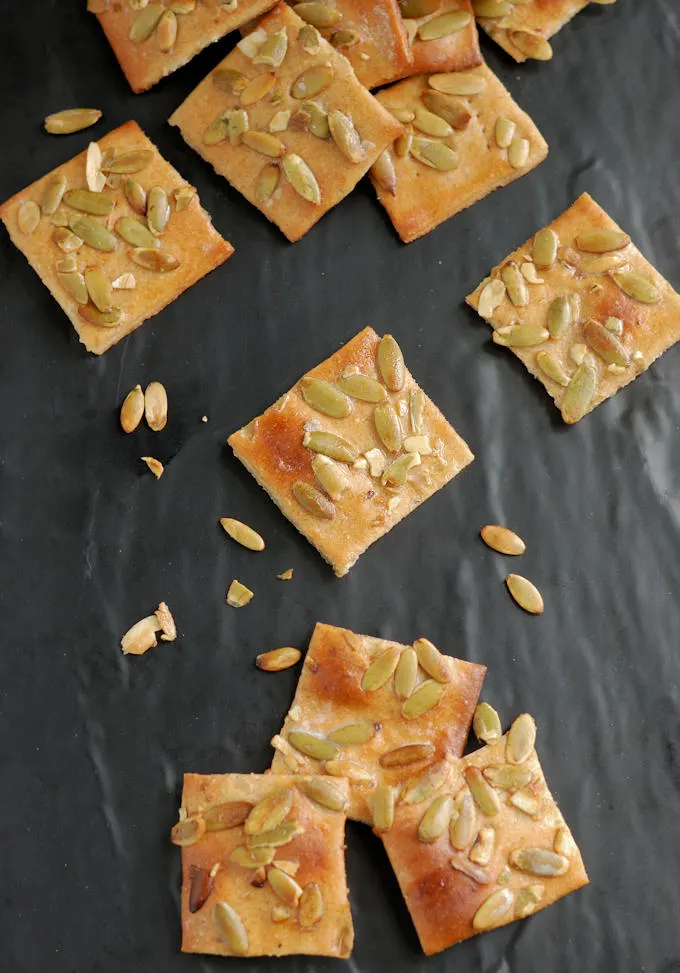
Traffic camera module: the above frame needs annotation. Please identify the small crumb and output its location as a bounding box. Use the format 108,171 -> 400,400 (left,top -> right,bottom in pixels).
141,456 -> 164,479
227,579 -> 254,607
201,415 -> 208,423
277,568 -> 294,581
155,601 -> 177,641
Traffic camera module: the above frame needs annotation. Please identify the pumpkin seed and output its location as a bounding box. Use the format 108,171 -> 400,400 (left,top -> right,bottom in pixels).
413,105 -> 453,138
299,883 -> 324,926
244,788 -> 293,835
141,455 -> 163,479
328,110 -> 364,164
611,270 -> 660,304
147,187 -> 170,235
204,115 -> 228,146
17,200 -> 40,235
394,647 -> 418,700
310,454 -> 348,500
554,828 -> 571,857
120,385 -> 144,433
547,295 -> 572,338
325,760 -> 374,784
275,861 -> 300,877
170,816 -> 206,846
377,334 -> 405,390
373,402 -> 402,454
418,10 -> 472,39
54,227 -> 83,252
585,319 -> 629,366
473,702 -> 502,744
79,304 -> 121,328
213,901 -> 248,955
292,481 -> 335,519
101,150 -> 153,174
302,429 -> 358,463
246,820 -> 303,847
413,637 -> 452,683
493,324 -> 549,348
269,110 -> 291,133
380,742 -> 435,768
508,136 -> 530,168
225,109 -> 248,146
288,730 -> 338,761
401,765 -> 447,805
241,131 -> 285,157
464,767 -> 500,815
240,72 -> 276,106
409,389 -> 424,434
450,790 -> 476,849
256,647 -> 301,671
370,784 -> 395,832
230,844 -> 275,868
129,248 -> 180,272
509,848 -> 569,877
575,228 -> 630,253
58,269 -> 89,304
302,378 -> 352,418
155,9 -> 176,49
282,153 -> 321,204
55,255 -> 77,274
255,164 -> 280,203
213,67 -> 249,93
144,381 -> 167,431
515,885 -> 543,918
69,213 -> 117,251
336,373 -> 386,402
480,525 -> 525,556
399,0 -> 438,16
301,101 -> 329,139
268,866 -> 303,907
509,29 -> 553,60
382,452 -> 418,487
521,262 -> 544,284
84,266 -> 113,312
469,825 -> 495,865
506,573 -> 544,614
188,864 -> 214,914
130,4 -> 164,41
42,174 -> 67,215
532,227 -> 558,268
422,90 -> 471,130
418,795 -> 453,842
402,679 -> 444,719
483,764 -> 533,790
220,517 -> 265,551
472,888 -> 514,930
298,23 -> 322,52
271,903 -> 293,923
294,1 -> 340,27
473,0 -> 512,16
331,27 -> 360,47
511,790 -> 540,815
429,72 -> 486,96
63,189 -> 114,216
43,108 -> 102,135
477,278 -> 506,318
410,137 -> 459,171
291,64 -> 333,99
362,646 -> 400,691
394,126 -> 413,159
450,853 -> 491,885
369,150 -> 396,197
253,28 -> 288,67
298,778 -> 347,811
561,361 -> 596,423
204,801 -> 252,831
500,263 -> 528,306
506,713 -> 536,763
115,216 -> 157,248
327,721 -> 375,746
536,351 -> 569,387
124,178 -> 147,215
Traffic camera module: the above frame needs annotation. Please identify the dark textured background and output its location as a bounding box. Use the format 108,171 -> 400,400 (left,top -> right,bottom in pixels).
1,2 -> 680,971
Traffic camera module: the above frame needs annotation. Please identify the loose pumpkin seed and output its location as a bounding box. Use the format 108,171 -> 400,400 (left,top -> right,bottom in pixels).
220,517 -> 265,551
292,481 -> 335,519
506,574 -> 544,614
328,110 -> 364,164
480,525 -> 525,556
418,10 -> 472,39
213,901 -> 248,955
374,402 -> 402,453
147,187 -> 170,235
130,4 -> 165,41
63,189 -> 114,216
506,713 -> 536,763
561,361 -> 596,423
584,319 -> 629,366
129,248 -> 180,272
410,137 -> 459,171
371,150 -> 397,196
509,29 -> 553,60
17,200 -> 40,235
536,350 -> 569,386
203,801 -> 252,831
413,105 -> 453,138
213,67 -> 249,93
84,266 -> 113,312
115,216 -> 157,248
120,385 -> 144,433
226,579 -> 253,607
311,454 -> 349,500
256,164 -> 280,203
532,227 -> 558,267
500,264 -> 528,306
291,64 -> 333,99
477,278 -> 506,318
515,885 -> 543,917
43,173 -> 67,215
450,790 -> 476,849
302,429 -> 358,463
493,324 -> 549,347
101,150 -> 153,174
246,820 -> 303,847
421,91 -> 471,130
125,178 -> 147,215
429,72 -> 486,95
298,778 -> 347,811
469,825 -> 495,865
509,848 -> 569,877
302,378 -> 352,418
473,0 -> 512,16
141,455 -> 164,478
331,27 -> 360,47
399,0 -> 439,16
575,228 -> 630,253
394,647 -> 418,700
413,637 -> 452,683
508,136 -> 530,168
610,270 -> 660,304
547,295 -> 572,338
362,645 -> 400,691
370,784 -> 395,832
120,614 -> 161,654
288,730 -> 338,761
282,153 -> 321,204
473,702 -> 502,744
170,816 -> 206,846
418,795 -> 453,842
472,888 -> 514,930
327,721 -> 375,745
382,452 -> 419,487
483,764 -> 533,790
230,844 -> 275,868
58,269 -> 89,305
464,767 -> 500,815
253,28 -> 288,67
402,679 -> 444,719
256,647 -> 301,671
43,108 -> 102,135
79,304 -> 121,327
244,788 -> 293,835
294,1 -> 340,27
380,742 -> 435,768
299,883 -> 324,927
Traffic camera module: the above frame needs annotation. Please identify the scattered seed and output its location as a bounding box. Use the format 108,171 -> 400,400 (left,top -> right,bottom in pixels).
536,351 -> 569,386
547,295 -> 572,338
584,319 -> 629,366
254,27 -> 288,67
328,110 -> 364,164
298,23 -> 322,52
291,64 -> 333,99
84,265 -> 113,312
292,480 -> 336,519
331,27 -> 360,47
450,790 -> 476,849
302,377 -> 352,418
509,29 -> 553,60
399,0 -> 439,17
188,864 -> 214,913
382,452 -> 419,487
413,105 -> 453,138
371,150 -> 397,196
362,645 -> 400,691
394,126 -> 413,159
575,228 -> 630,253
121,614 -> 161,655
79,303 -> 121,327
170,815 -> 206,846
610,270 -> 660,304
402,679 -> 445,719
230,844 -> 276,868
44,108 -> 102,135
143,381 -> 168,432
43,173 -> 67,215
101,150 -> 153,174
63,189 -> 114,217
508,136 -> 530,168
220,517 -> 265,552
493,323 -> 549,348
85,141 -> 105,193
370,784 -> 395,832
554,828 -> 571,857
374,402 -> 403,454
469,825 -> 495,865
298,778 -> 347,812
477,279 -> 506,318
413,637 -> 452,683
401,765 -> 447,805
327,721 -> 375,745
411,137 -> 459,171
473,0 -> 512,16
69,214 -> 117,251
506,713 -> 536,763
303,429 -> 358,464
500,264 -> 528,307
512,790 -> 540,816
472,888 -> 514,930
58,269 -> 89,305
226,579 -> 253,607
213,901 -> 248,955
325,760 -> 374,784
255,164 -> 280,203
282,153 -> 321,204
130,4 -> 165,41
418,10 -> 472,39
509,848 -> 569,877
417,794 -> 453,842
256,647 -> 301,671
294,1 -> 341,27
130,248 -> 180,272
278,568 -> 294,580
483,764 -> 533,790
464,766 -> 500,815
112,272 -> 136,290
246,820 -> 303,847
288,730 -> 338,761
299,883 -> 324,927
515,885 -> 543,917
394,647 -> 418,700
473,702 -> 502,744
521,262 -> 544,284
561,361 -> 597,423
147,187 -> 170,236
421,91 -> 471,130
532,227 -> 558,268
271,903 -> 293,923
380,742 -> 435,768
494,115 -> 516,149
429,72 -> 486,95
204,801 -> 252,831
268,866 -> 303,907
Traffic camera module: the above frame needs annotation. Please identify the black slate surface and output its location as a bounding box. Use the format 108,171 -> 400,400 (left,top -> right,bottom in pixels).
1,2 -> 680,972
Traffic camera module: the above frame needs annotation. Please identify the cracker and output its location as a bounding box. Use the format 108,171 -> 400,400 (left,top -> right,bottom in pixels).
270,622 -> 486,822
371,64 -> 548,243
168,3 -> 402,242
474,0 -> 599,63
379,715 -> 588,955
466,192 -> 680,423
400,0 -> 482,76
177,772 -> 353,957
0,120 -> 233,355
228,327 -> 474,576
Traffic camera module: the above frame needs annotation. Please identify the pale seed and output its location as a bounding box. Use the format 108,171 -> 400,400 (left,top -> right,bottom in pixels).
271,904 -> 293,923
331,27 -> 360,47
418,10 -> 472,40
299,883 -> 324,927
157,9 -> 177,49
116,215 -> 159,247
521,262 -> 544,284
141,455 -> 164,478
374,402 -> 402,453
267,867 -> 303,907
170,816 -> 205,846
483,764 -> 533,790
399,0 -> 439,17
42,173 -> 67,215
477,279 -> 506,318
547,295 -> 572,338
303,429 -> 357,463
377,334 -> 405,391
230,844 -> 275,868
121,614 -> 161,655
409,389 -> 425,433
213,67 -> 249,93
429,72 -> 486,96
500,263 -> 528,306
101,150 -> 154,174
450,790 -> 476,849
532,227 -> 558,268
569,342 -> 587,366
575,228 -> 630,253
69,214 -> 117,251
84,265 -> 113,312
147,187 -> 170,235
401,766 -> 447,805
310,454 -> 348,500
480,524 -> 525,556
421,91 -> 471,130
382,452 -> 419,488
204,116 -> 229,146
256,164 -> 280,203
294,1 -> 341,27
125,178 -> 147,215
413,637 -> 452,683
130,4 -> 165,41
55,255 -> 77,274
325,760 -> 374,784
213,901 -> 248,955
370,784 -> 395,832
410,137 -> 459,171
337,372 -> 386,402
509,848 -> 569,877
282,153 -> 321,204
302,377 -> 352,418
561,361 -> 597,423
364,448 -> 386,477
256,647 -> 301,671
536,351 -> 569,386
288,730 -> 338,761
298,23 -> 322,52
554,828 -> 571,857
604,316 -> 624,335
64,189 -> 114,216
44,108 -> 102,135
362,645 -> 400,691
130,248 -> 180,272
292,480 -> 335,519
144,381 -> 168,431
413,105 -> 453,138
493,324 -> 549,348
302,101 -> 329,139
327,721 -> 374,745
611,270 -> 660,304
394,647 -> 418,700
227,109 -> 249,146
506,574 -> 544,614
510,788 -> 541,815
469,825 -> 495,865
371,150 -> 397,196
328,110 -> 364,164
204,800 -> 253,831
418,795 -> 453,842
515,885 -> 543,918
584,319 -> 629,367
86,142 -> 104,193
237,26 -> 268,58
269,110 -> 291,132
278,569 -> 294,580
275,861 -> 300,877
509,29 -> 553,60
253,27 -> 288,67
154,601 -> 175,641
297,778 -> 347,812
226,579 -> 254,607
506,713 -> 536,763
508,136 -> 530,168
472,888 -> 514,930
394,126 -> 413,159
450,853 -> 491,885
473,702 -> 502,744
473,0 -> 512,16
244,787 -> 293,835
58,270 -> 88,305
464,766 -> 500,815
380,742 -> 435,768
402,679 -> 444,719
494,116 -> 516,149
246,820 -> 302,847
240,72 -> 277,106
242,130 -> 285,158
291,64 -> 333,99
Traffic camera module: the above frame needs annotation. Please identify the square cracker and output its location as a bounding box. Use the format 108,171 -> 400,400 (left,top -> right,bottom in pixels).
178,772 -> 353,957
466,192 -> 680,423
379,715 -> 588,955
371,64 -> 548,243
0,121 -> 233,356
228,327 -> 474,577
270,622 -> 486,823
399,0 -> 481,76
169,3 -> 402,243
89,0 -> 279,93
475,0 -> 594,63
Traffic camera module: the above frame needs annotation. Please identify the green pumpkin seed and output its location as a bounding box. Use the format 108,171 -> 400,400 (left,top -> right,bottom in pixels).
413,105 -> 453,138
362,645 -> 400,691
55,255 -> 77,274
409,388 -> 424,433
44,108 -> 102,135
53,227 -> 83,252
473,0 -> 512,16
42,173 -> 67,215
294,1 -> 341,27
245,820 -> 303,847
327,721 -> 375,745
506,573 -> 544,614
547,295 -> 572,337
506,713 -> 536,763
203,801 -> 253,831
311,454 -> 348,500
532,227 -> 558,267
240,72 -> 276,106
418,795 -> 453,842
494,116 -> 516,148
328,110 -> 364,164
302,429 -> 358,463
129,248 -> 180,272
421,91 -> 471,130
377,334 -> 405,391
493,324 -> 549,348
584,319 -> 629,366
256,164 -> 280,203
101,150 -> 154,174
69,214 -> 117,251
124,178 -> 147,214
244,788 -> 293,835
371,150 -> 397,196
472,889 -> 514,930
299,883 -> 324,927
410,137 -> 459,171
17,200 -> 41,235
483,764 -> 534,790
509,848 -> 569,877
241,131 -> 285,158
331,27 -> 360,47
213,901 -> 248,955
374,402 -> 402,454
380,742 -> 435,769
297,778 -> 347,811
213,67 -> 249,93
292,481 -> 336,519
401,766 -> 447,805
464,766 -> 500,815
291,64 -> 333,99
536,350 -> 569,387
230,844 -> 275,868
288,730 -> 338,761
418,10 -> 472,39
575,228 -> 630,253
78,304 -> 121,327
402,680 -> 444,719
84,266 -> 113,312
302,378 -> 352,418
298,23 -> 322,52
450,790 -> 476,849
382,452 -> 418,488
473,702 -> 502,744
130,4 -> 165,41
428,72 -> 487,95
63,189 -> 114,216
561,361 -> 597,423
610,270 -> 660,304
399,0 -> 439,17
58,270 -> 88,304
501,263 -> 528,306
394,647 -> 418,700
282,153 -> 321,204
302,101 -> 329,139
147,187 -> 170,235
253,27 -> 288,66
115,216 -> 158,248
413,637 -> 452,683
394,126 -> 413,159
370,784 -> 395,832
509,29 -> 553,60
227,109 -> 249,146
336,373 -> 386,402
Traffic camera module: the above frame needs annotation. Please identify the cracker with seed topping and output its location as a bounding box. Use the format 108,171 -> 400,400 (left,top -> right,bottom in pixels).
169,2 -> 402,242
379,713 -> 588,955
0,120 -> 233,355
370,63 -> 548,243
175,772 -> 353,958
399,0 -> 482,75
269,622 -> 486,822
228,327 -> 474,576
466,192 -> 680,423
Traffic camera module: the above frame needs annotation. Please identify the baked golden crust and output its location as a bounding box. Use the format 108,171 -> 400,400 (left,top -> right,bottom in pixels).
169,3 -> 402,243
380,720 -> 588,955
179,773 -> 353,957
228,327 -> 474,576
400,0 -> 482,76
270,622 -> 486,822
475,0 -> 590,63
466,192 -> 680,422
371,65 -> 548,243
0,120 -> 233,356
91,0 -> 279,93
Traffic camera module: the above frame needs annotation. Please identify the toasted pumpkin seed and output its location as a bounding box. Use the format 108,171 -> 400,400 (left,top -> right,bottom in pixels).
226,579 -> 253,607
170,816 -> 206,846
536,350 -> 569,386
282,153 -> 321,204
328,110 -> 364,164
547,295 -> 572,338
362,646 -> 400,691
299,883 -> 324,926
575,228 -> 630,253
413,105 -> 453,138
473,888 -> 514,930
473,0 -> 512,16
493,324 -> 549,348
204,801 -> 252,831
422,90 -> 471,130
220,517 -> 265,552
256,647 -> 301,671
268,866 -> 303,907
394,647 -> 418,700
84,266 -> 113,312
610,270 -> 660,304
561,361 -> 596,423
244,788 -> 293,835
294,1 -> 340,27
253,27 -> 288,67
399,0 -> 438,16
394,126 -> 413,158
410,137 -> 459,171
477,278 -> 506,318
44,108 -> 102,135
292,481 -> 335,519
303,429 -> 357,463
141,381 -> 167,432
450,789 -> 476,849
310,454 -> 348,500
484,764 -> 534,790
464,766 -> 500,815
230,844 -> 275,868
288,730 -> 338,761
585,319 -> 629,366
188,864 -> 214,914
429,72 -> 486,96
327,721 -> 375,745
377,335 -> 405,391
114,216 -> 157,248
381,742 -> 435,769
255,164 -> 280,203
269,110 -> 291,133
246,820 -> 303,847
241,130 -> 285,157
240,72 -> 276,106
508,135 -> 530,168
480,525 -> 525,556
58,269 -> 89,304
63,189 -> 114,216
532,227 -> 558,267
155,8 -> 177,49
473,702 -> 502,744
302,378 -> 352,418
331,27 -> 360,47
506,574 -> 544,614
141,455 -> 164,478
124,178 -> 147,215
418,795 -> 453,842
401,765 -> 447,805
373,403 -> 402,454
382,452 -> 419,487
204,115 -> 229,146
336,373 -> 386,403
500,263 -> 528,306
147,187 -> 170,235
291,64 -> 333,99
510,29 -> 553,60
510,848 -> 569,877
68,213 -> 117,251
402,679 -> 444,719
370,784 -> 395,832
298,23 -> 322,52
413,637 -> 452,683
120,385 -> 144,433
298,778 -> 347,811
554,828 -> 571,857
506,713 -> 536,763
604,316 -> 624,335
130,248 -> 180,272
213,901 -> 248,955
469,825 -> 495,865
213,67 -> 249,94
371,150 -> 397,196
42,174 -> 67,215
418,10 -> 471,39
101,150 -> 153,174
79,304 -> 121,327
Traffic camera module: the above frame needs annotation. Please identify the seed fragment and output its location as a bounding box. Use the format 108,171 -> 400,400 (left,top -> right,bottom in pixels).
506,713 -> 536,763
402,679 -> 445,719
610,270 -> 660,304
278,568 -> 294,580
512,791 -> 540,816
43,173 -> 67,215
370,784 -> 395,832
584,319 -> 629,366
302,378 -> 352,418
450,853 -> 491,885
508,136 -> 530,168
472,888 -> 514,930
521,262 -> 544,284
292,481 -> 336,519
561,361 -> 597,423
473,0 -> 512,16
254,27 -> 288,67
213,901 -> 248,955
282,153 -> 321,204
203,801 -> 252,831
288,730 -> 338,761
79,303 -> 121,327
382,452 -> 419,488
399,0 -> 439,16
380,742 -> 435,768
188,864 -> 214,913
271,904 -> 293,923
413,637 -> 452,683
69,214 -> 117,251
327,721 -> 375,745
303,429 -> 357,463
464,766 -> 500,816
469,825 -> 495,865
362,645 -> 400,691
515,885 -> 544,918
371,150 -> 397,196
294,2 -> 341,27
421,91 -> 471,130
325,760 -> 374,784
291,64 -> 333,99
204,115 -> 229,146
130,4 -> 165,41
401,765 -> 448,805
429,72 -> 486,95
244,788 -> 293,835
230,844 -> 276,868
410,137 -> 459,171
297,778 -> 347,812
450,790 -> 476,849
473,702 -> 502,744
298,23 -> 322,52
493,324 -> 549,348
310,454 -> 348,501
121,614 -> 161,655
101,150 -> 154,174
509,29 -> 553,60
331,27 -> 360,47
509,848 -> 569,877
554,828 -> 572,857
170,815 -> 206,846
477,279 -> 506,318
226,579 -> 254,607
418,10 -> 472,39
299,883 -> 324,927
256,647 -> 301,671
44,108 -> 102,135
141,456 -> 164,478
575,228 -> 630,253
144,381 -> 168,432
394,647 -> 418,700
130,248 -> 180,272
